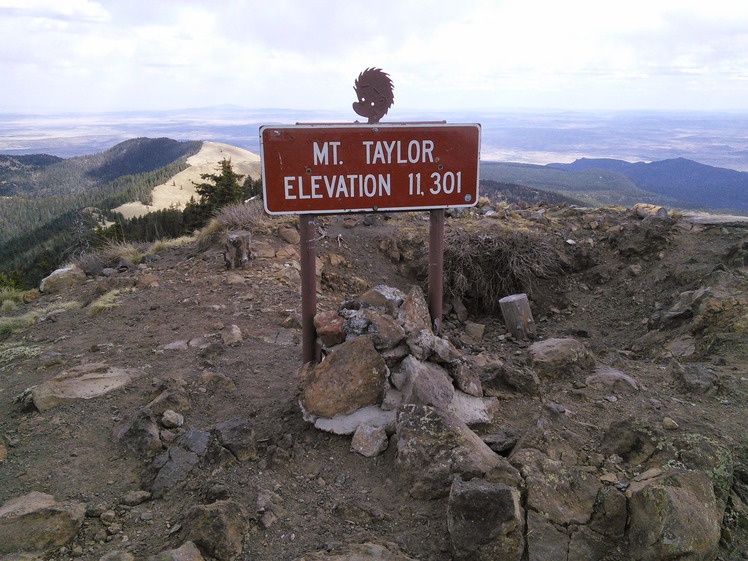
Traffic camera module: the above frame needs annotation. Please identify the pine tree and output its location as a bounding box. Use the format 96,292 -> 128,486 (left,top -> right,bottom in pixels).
184,159 -> 244,229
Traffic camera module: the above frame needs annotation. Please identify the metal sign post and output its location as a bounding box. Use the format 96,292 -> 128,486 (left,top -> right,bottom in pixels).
260,69 -> 480,363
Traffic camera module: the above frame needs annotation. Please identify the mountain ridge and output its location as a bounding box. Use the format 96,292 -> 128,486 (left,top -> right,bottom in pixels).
548,157 -> 748,212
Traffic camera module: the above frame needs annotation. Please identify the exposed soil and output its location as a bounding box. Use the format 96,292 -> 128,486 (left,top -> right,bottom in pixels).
1,205 -> 747,560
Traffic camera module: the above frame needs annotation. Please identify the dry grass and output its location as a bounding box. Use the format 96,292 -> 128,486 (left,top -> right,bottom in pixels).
0,301 -> 80,340
87,288 -> 135,316
443,223 -> 560,314
148,236 -> 193,254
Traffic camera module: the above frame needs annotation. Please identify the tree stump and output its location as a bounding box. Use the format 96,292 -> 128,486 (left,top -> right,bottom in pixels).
499,294 -> 536,341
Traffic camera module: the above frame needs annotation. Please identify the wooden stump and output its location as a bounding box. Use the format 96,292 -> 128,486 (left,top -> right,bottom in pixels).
499,294 -> 536,341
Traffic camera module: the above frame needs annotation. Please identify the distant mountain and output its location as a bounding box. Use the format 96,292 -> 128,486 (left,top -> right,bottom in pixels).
549,158 -> 748,212
479,161 -> 670,208
0,137 -> 201,199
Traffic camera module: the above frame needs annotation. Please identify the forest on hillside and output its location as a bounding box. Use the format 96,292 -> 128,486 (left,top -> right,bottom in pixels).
0,138 -> 201,288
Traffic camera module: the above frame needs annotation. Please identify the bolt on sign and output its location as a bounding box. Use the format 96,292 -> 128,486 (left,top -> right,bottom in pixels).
260,123 -> 481,215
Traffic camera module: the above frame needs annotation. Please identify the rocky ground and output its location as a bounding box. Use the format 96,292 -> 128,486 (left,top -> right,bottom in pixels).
1,201 -> 748,561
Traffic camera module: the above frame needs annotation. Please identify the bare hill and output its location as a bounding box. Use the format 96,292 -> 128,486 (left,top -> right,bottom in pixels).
113,142 -> 261,219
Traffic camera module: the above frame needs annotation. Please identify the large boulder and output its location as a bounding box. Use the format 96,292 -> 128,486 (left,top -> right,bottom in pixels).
627,469 -> 722,561
447,476 -> 525,561
529,338 -> 595,380
299,337 -> 388,418
0,492 -> 85,554
395,404 -> 507,499
39,265 -> 86,293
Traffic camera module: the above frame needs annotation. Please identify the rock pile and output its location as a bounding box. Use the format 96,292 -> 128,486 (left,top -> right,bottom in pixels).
295,283 -> 737,561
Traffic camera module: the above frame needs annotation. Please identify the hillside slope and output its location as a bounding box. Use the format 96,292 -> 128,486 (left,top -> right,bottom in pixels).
550,157 -> 748,213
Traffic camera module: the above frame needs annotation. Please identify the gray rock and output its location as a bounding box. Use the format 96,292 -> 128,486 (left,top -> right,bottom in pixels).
0,492 -> 85,554
149,541 -> 205,561
529,337 -> 595,380
151,429 -> 218,498
447,476 -> 525,561
113,407 -> 163,458
399,355 -> 455,410
214,417 -> 257,461
39,265 -> 86,293
667,359 -> 719,394
395,404 -> 505,499
184,500 -> 249,561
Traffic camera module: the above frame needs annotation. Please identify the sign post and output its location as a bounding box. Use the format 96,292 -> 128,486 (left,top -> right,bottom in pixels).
260,70 -> 480,364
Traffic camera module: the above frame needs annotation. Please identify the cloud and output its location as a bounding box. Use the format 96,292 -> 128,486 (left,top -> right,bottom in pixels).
1,0 -> 748,112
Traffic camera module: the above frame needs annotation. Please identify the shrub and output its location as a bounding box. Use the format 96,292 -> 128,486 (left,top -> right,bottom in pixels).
443,223 -> 559,314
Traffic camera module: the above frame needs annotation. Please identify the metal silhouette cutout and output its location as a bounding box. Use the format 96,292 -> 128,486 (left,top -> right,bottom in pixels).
352,68 -> 394,124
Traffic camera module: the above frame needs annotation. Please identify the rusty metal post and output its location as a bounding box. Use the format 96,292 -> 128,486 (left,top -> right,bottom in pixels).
299,214 -> 317,364
428,208 -> 445,334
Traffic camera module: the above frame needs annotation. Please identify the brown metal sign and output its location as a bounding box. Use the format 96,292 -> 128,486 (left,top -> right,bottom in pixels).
260,123 -> 481,215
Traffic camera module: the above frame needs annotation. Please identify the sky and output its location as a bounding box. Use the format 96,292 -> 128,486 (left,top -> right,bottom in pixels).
2,0 -> 748,115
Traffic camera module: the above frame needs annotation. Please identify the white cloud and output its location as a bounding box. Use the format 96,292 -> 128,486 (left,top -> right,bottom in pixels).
1,0 -> 748,112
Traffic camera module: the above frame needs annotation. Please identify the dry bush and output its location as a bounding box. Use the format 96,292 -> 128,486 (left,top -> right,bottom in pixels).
70,251 -> 105,277
195,201 -> 278,250
444,223 -> 559,314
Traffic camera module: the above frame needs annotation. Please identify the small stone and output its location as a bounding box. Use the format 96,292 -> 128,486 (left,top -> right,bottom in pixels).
161,410 -> 184,429
663,417 -> 679,430
120,490 -> 151,507
107,522 -> 123,535
220,325 -> 243,345
100,510 -> 117,525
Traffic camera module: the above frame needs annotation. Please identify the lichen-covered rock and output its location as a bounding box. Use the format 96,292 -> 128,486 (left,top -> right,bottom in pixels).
0,492 -> 85,554
395,404 -> 505,499
184,500 -> 249,561
627,469 -> 721,561
447,476 -> 525,561
512,448 -> 600,526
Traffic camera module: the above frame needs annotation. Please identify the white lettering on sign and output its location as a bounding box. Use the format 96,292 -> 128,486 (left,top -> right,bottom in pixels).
283,174 -> 392,200
362,140 -> 434,164
313,142 -> 341,165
